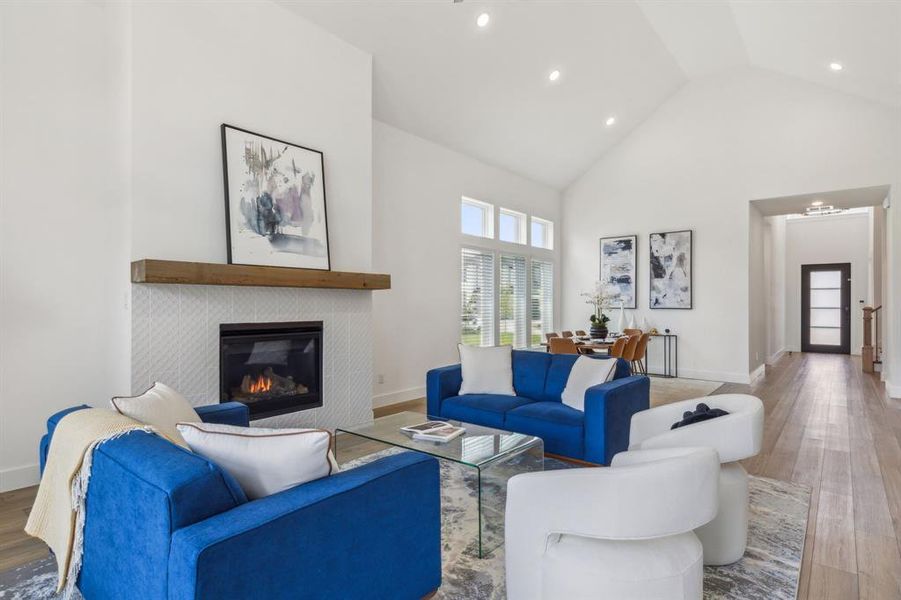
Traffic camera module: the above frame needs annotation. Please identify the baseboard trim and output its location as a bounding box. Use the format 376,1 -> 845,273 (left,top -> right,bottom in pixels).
0,464 -> 39,493
372,396 -> 426,419
675,368 -> 752,385
372,386 -> 426,409
887,381 -> 901,399
767,349 -> 786,365
749,364 -> 766,383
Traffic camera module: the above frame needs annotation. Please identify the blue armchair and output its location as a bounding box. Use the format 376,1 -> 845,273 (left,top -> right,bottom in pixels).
427,350 -> 650,464
39,403 -> 442,600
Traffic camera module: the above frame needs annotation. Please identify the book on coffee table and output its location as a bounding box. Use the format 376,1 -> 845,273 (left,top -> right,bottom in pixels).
400,420 -> 466,443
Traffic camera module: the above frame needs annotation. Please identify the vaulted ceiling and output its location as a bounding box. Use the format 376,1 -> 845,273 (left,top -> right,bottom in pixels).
280,1 -> 901,190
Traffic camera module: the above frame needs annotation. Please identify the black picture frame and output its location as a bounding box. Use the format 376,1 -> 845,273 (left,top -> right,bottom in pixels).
221,123 -> 331,271
599,234 -> 638,309
649,229 -> 692,309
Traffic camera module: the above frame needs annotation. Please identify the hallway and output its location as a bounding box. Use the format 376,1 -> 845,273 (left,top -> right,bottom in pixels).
719,352 -> 901,599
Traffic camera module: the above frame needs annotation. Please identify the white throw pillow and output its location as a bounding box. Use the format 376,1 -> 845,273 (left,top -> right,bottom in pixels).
458,344 -> 515,396
111,382 -> 199,448
176,422 -> 334,500
561,357 -> 618,411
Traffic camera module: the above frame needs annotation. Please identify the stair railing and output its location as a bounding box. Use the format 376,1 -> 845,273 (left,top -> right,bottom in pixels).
862,305 -> 882,373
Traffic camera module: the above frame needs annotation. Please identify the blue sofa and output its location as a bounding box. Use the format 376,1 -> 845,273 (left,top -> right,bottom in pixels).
39,403 -> 441,600
427,351 -> 650,464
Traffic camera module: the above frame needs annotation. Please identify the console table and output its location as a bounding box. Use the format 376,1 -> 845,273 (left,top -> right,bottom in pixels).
648,333 -> 678,378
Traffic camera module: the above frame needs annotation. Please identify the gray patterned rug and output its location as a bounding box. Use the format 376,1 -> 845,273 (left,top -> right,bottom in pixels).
0,454 -> 809,600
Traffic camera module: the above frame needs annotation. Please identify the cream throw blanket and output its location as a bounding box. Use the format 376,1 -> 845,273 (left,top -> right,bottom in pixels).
25,408 -> 153,596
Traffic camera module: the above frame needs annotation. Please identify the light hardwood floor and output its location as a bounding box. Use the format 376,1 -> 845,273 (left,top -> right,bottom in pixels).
2,352 -> 900,599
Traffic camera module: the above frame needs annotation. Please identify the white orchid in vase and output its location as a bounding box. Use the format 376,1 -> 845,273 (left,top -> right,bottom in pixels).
581,282 -> 613,336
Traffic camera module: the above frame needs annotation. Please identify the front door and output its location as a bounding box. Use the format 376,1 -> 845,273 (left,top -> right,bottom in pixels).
801,263 -> 851,354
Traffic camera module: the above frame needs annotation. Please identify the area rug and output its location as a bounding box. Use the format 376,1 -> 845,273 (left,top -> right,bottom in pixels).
0,454 -> 809,600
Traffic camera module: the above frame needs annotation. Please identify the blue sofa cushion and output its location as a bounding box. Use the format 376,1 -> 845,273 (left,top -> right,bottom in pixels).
442,394 -> 535,429
542,354 -> 579,401
505,401 -> 584,458
512,350 -> 550,399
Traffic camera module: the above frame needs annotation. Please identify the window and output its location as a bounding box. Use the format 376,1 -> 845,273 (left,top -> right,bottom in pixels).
461,248 -> 495,346
531,216 -> 554,250
499,255 -> 528,347
461,197 -> 494,239
531,259 -> 554,345
499,208 -> 527,244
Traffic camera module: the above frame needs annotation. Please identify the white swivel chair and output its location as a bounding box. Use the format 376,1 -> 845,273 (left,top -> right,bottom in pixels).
627,394 -> 764,565
506,447 -> 720,600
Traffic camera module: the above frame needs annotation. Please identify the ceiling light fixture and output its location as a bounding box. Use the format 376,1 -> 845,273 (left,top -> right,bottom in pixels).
811,200 -> 824,206
829,62 -> 843,71
605,116 -> 616,126
476,13 -> 490,27
548,70 -> 560,82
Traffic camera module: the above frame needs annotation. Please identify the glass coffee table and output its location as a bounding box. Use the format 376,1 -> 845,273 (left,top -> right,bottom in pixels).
334,411 -> 543,558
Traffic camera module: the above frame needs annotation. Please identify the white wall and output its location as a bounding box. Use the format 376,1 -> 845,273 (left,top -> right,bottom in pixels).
372,121 -> 560,406
562,67 -> 900,383
784,212 -> 871,354
764,216 -> 786,363
0,1 -> 131,491
130,2 -> 372,271
748,204 -> 766,373
0,1 -> 374,491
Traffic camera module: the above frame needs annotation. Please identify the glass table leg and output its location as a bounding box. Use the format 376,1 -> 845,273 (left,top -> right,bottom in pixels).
474,441 -> 544,558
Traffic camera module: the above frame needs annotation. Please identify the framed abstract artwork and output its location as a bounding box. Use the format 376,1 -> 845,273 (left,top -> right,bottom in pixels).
599,235 -> 637,309
649,230 -> 692,309
221,124 -> 330,270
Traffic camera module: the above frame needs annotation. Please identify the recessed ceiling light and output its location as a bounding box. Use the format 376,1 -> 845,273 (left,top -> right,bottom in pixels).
548,70 -> 560,82
605,116 -> 616,126
476,13 -> 490,27
811,200 -> 824,206
829,62 -> 843,71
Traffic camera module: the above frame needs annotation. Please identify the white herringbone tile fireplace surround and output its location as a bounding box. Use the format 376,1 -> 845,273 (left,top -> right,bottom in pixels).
131,284 -> 373,429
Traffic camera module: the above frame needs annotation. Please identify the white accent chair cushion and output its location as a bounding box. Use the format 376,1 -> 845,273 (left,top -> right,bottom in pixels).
458,344 -> 515,396
505,446 -> 720,600
176,422 -> 334,500
628,394 -> 764,565
111,382 -> 199,448
560,356 -> 617,411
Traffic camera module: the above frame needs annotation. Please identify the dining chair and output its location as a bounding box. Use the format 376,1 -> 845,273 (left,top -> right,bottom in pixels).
608,336 -> 628,358
546,332 -> 560,341
621,334 -> 641,372
623,328 -> 642,337
549,338 -> 580,354
562,331 -> 574,338
575,330 -> 587,337
632,333 -> 650,375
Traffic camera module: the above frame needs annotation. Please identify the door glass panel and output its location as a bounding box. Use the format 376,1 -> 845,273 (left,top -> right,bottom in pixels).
810,289 -> 841,308
810,327 -> 841,346
810,308 -> 841,328
810,270 -> 841,289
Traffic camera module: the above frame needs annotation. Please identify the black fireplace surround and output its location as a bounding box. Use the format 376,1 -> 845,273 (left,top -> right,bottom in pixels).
219,321 -> 323,420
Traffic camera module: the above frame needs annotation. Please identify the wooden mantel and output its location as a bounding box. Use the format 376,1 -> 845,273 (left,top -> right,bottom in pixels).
131,259 -> 390,290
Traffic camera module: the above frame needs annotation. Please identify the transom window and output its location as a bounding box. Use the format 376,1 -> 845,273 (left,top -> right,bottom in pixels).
499,208 -> 527,245
461,196 -> 494,239
531,216 -> 553,250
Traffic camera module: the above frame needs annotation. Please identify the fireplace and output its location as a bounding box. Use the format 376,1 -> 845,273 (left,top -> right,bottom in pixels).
219,321 -> 323,419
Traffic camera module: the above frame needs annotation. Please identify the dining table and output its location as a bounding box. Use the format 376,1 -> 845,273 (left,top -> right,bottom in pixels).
540,337 -> 617,352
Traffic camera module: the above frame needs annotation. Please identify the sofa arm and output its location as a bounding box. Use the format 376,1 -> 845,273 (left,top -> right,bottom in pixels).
40,405 -> 91,474
426,364 -> 462,417
168,452 -> 442,600
583,375 -> 650,465
196,402 -> 250,427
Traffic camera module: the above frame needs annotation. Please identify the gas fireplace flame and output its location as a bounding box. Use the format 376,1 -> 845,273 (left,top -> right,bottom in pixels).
248,374 -> 273,394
